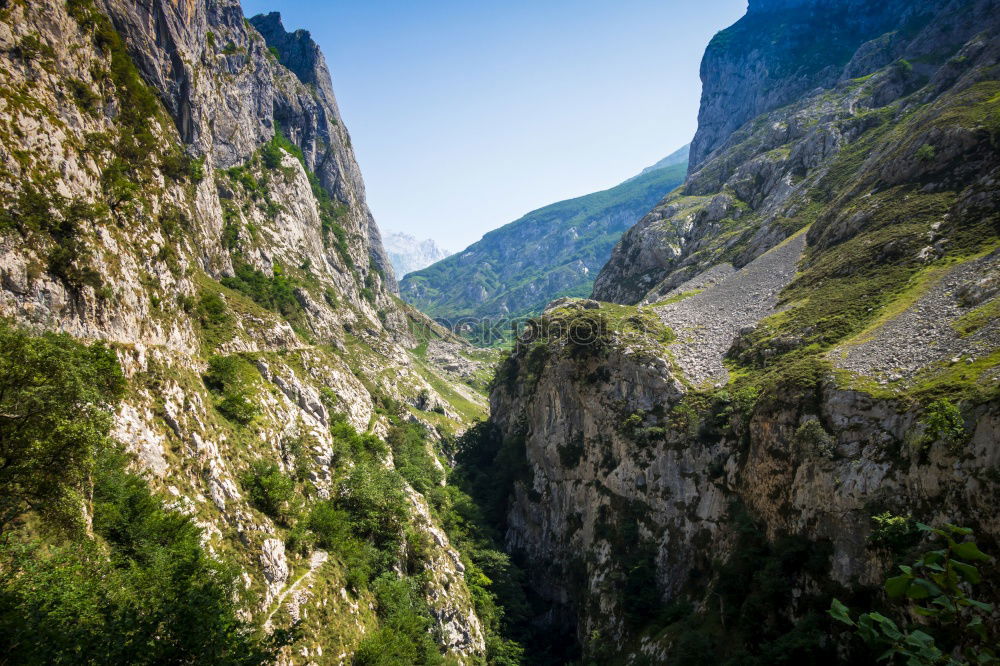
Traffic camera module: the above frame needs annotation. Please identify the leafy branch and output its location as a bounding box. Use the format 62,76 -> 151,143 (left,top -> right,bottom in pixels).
830,523 -> 998,665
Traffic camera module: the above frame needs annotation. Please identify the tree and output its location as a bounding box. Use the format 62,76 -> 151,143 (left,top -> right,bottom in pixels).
0,321 -> 126,533
830,524 -> 998,665
0,447 -> 289,664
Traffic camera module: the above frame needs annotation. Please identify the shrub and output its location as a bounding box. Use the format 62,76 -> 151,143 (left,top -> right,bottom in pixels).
0,320 -> 282,662
240,460 -> 296,521
0,322 -> 125,533
916,143 -> 936,162
221,262 -> 305,326
67,78 -> 100,115
831,524 -> 996,665
261,139 -> 285,170
920,399 -> 966,449
868,512 -> 919,552
217,392 -> 258,424
198,291 -> 232,328
204,355 -> 259,424
16,34 -> 54,61
160,148 -> 191,181
794,419 -> 836,458
353,574 -> 445,665
386,422 -> 444,494
305,501 -> 353,551
282,433 -> 314,481
338,462 -> 408,553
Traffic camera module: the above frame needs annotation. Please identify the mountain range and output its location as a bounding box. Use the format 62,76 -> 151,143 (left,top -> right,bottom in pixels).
400,148 -> 688,329
0,0 -> 998,663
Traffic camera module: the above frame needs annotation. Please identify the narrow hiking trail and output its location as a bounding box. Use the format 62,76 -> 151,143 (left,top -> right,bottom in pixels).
265,550 -> 329,629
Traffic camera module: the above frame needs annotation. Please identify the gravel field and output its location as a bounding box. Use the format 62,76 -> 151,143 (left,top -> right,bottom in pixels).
654,232 -> 808,385
834,250 -> 1000,383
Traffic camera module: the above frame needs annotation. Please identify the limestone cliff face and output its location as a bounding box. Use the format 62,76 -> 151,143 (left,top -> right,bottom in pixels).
498,0 -> 1000,659
0,0 -> 482,660
99,0 -> 395,290
690,0 -> 925,169
594,0 -> 1000,305
492,316 -> 1000,657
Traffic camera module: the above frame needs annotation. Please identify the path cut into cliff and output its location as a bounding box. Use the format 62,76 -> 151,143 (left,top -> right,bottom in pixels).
654,230 -> 808,386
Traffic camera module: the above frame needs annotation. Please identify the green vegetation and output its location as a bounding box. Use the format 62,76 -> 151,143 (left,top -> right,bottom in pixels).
831,524 -> 997,665
241,460 -> 298,522
953,299 -> 1000,338
916,143 -> 937,162
502,302 -> 676,373
0,185 -> 108,291
0,322 -> 125,532
918,399 -> 967,450
259,126 -> 353,266
655,508 -> 840,666
401,159 -> 688,339
353,574 -> 448,665
868,513 -> 921,553
221,262 -> 308,332
204,354 -> 260,425
0,322 -> 282,663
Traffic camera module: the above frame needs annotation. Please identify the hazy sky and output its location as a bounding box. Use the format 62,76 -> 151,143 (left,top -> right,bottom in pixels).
241,0 -> 749,251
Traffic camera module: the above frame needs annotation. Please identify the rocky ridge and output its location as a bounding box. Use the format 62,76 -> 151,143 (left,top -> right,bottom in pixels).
401,157 -> 687,328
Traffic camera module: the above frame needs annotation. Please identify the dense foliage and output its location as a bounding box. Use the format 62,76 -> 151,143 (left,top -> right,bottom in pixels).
0,322 -> 125,532
0,322 -> 282,664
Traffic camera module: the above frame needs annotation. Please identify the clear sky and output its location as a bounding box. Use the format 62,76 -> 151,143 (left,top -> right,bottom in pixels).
241,0 -> 749,251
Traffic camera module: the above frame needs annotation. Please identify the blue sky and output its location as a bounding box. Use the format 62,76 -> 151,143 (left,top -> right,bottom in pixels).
241,0 -> 749,251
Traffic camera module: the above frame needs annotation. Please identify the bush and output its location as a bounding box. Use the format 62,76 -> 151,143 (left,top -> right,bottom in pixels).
240,460 -> 296,521
831,524 -> 997,665
217,392 -> 258,424
67,78 -> 100,115
353,575 -> 445,665
197,290 -> 234,340
794,419 -> 836,458
221,262 -> 305,326
920,399 -> 966,449
386,422 -> 444,494
0,322 -> 126,532
204,355 -> 259,424
915,143 -> 936,162
867,512 -> 919,553
160,148 -> 199,182
339,462 -> 408,553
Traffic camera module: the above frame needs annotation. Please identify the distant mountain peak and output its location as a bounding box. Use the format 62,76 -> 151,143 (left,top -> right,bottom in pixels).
383,232 -> 453,278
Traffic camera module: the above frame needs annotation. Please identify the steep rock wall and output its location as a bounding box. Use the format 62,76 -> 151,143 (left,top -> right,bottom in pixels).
0,0 -> 485,660
498,0 -> 1000,660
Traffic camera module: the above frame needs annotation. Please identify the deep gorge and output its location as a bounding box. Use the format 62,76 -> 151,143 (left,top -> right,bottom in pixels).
0,0 -> 998,664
